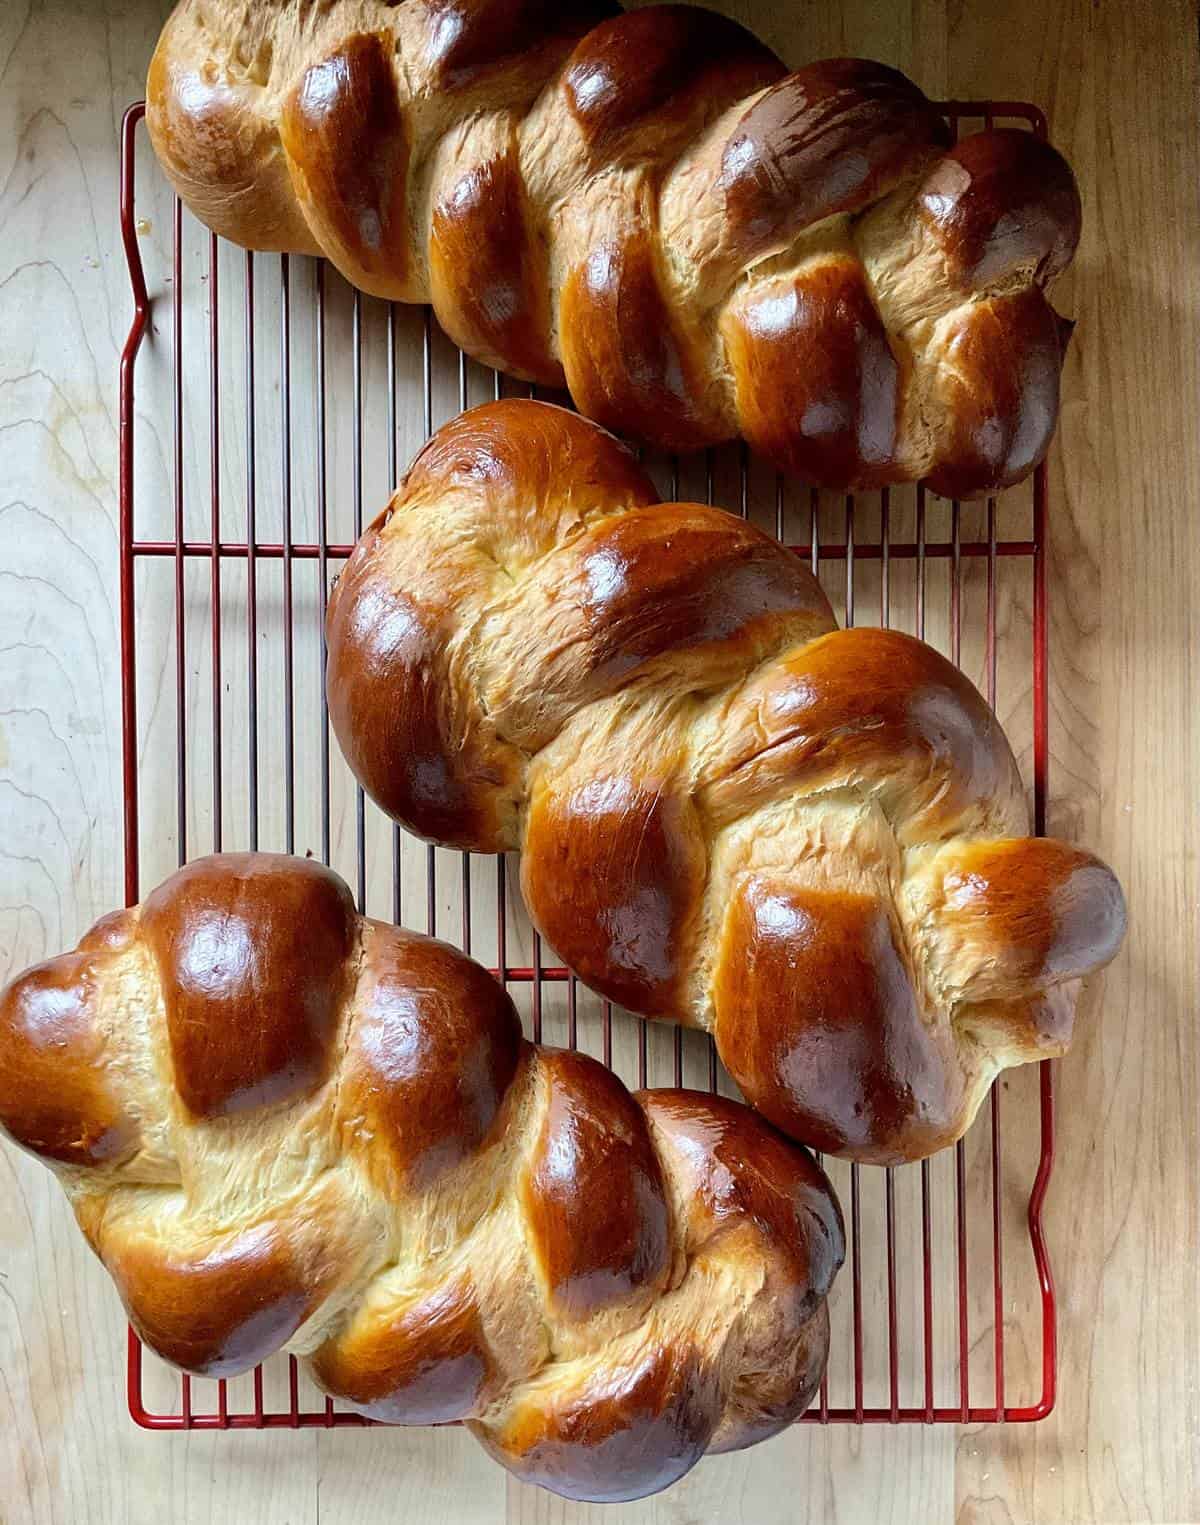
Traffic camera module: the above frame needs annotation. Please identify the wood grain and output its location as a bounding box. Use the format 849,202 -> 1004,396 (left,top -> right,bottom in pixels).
0,0 -> 1196,1521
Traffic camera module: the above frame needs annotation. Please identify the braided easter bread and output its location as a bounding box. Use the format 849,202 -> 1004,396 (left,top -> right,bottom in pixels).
326,400 -> 1126,1164
0,852 -> 843,1503
146,0 -> 1080,496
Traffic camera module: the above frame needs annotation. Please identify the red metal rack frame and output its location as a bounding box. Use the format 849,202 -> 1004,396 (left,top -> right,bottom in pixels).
118,98 -> 1056,1431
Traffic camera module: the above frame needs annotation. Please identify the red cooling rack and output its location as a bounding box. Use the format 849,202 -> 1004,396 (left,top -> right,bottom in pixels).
117,97 -> 1057,1430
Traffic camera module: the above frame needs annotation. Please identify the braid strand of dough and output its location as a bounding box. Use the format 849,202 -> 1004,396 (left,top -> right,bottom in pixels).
0,853 -> 843,1503
147,0 -> 1081,496
325,400 -> 1126,1164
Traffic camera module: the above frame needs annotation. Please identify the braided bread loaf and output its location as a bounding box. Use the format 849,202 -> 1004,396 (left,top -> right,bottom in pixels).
146,0 -> 1080,496
326,400 -> 1126,1164
0,852 -> 843,1503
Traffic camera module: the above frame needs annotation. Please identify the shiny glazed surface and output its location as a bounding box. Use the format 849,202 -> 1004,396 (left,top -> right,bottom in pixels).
147,0 -> 1081,494
0,852 -> 844,1502
327,400 -> 1127,1167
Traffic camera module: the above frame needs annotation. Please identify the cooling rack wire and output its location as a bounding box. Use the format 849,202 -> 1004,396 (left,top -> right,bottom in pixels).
118,99 -> 1057,1430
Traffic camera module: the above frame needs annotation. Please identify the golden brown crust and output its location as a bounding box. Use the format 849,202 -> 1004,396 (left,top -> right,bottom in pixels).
467,500 -> 837,758
712,882 -> 966,1163
310,1272 -> 496,1422
423,0 -> 619,92
147,5 -> 1080,495
478,1088 -> 845,1493
0,948 -> 140,1169
910,837 -> 1129,1002
145,18 -> 322,254
521,771 -> 705,1016
278,32 -> 412,299
395,394 -> 661,547
917,129 -> 1082,288
324,515 -> 525,852
521,1049 -> 671,1322
559,194 -> 727,450
638,1089 -> 843,1300
429,138 -> 564,385
723,254 -> 905,491
639,1089 -> 841,1450
327,401 -> 1127,1167
324,400 -> 661,851
715,59 -> 951,275
92,1216 -> 320,1379
338,923 -> 524,1191
141,852 -> 357,1119
923,287 -> 1069,500
698,626 -> 1022,841
562,5 -> 784,162
1,851 -> 842,1503
562,503 -> 835,694
471,1339 -> 718,1503
78,908 -> 137,952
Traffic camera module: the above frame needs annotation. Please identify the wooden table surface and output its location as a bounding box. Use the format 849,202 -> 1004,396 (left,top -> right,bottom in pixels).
1,1 -> 1197,1521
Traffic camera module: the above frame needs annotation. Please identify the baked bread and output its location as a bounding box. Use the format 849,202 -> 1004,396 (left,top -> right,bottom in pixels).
326,400 -> 1126,1164
146,0 -> 1080,496
0,852 -> 843,1503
